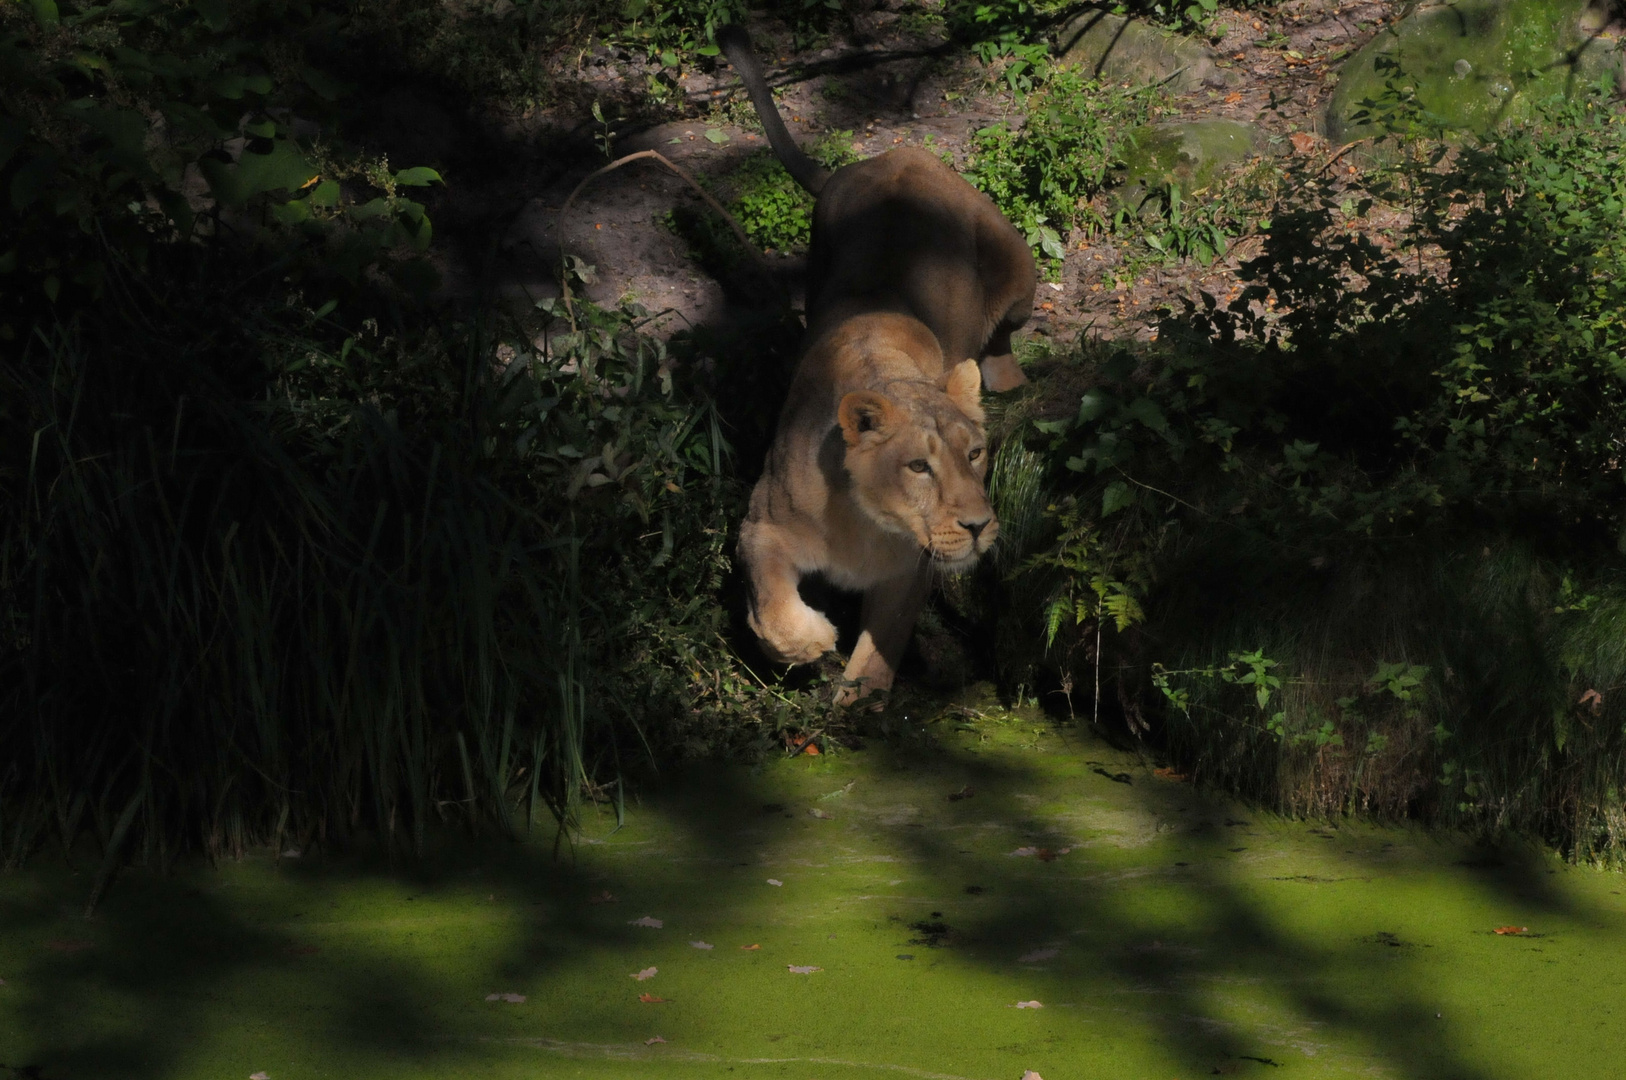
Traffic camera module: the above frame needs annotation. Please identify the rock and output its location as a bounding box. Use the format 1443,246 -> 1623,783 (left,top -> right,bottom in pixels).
1054,10 -> 1231,93
1111,120 -> 1261,212
1326,0 -> 1625,144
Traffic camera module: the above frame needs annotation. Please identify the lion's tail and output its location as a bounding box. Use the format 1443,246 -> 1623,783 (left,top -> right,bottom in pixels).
717,25 -> 829,195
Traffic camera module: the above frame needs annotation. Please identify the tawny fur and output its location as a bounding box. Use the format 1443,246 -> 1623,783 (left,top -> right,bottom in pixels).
722,27 -> 1035,703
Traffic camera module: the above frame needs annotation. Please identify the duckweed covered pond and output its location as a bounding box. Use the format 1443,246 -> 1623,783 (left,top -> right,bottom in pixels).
4,696 -> 1625,1080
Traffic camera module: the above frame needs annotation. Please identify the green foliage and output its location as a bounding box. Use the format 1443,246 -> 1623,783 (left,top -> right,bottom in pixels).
0,0 -> 441,329
948,0 -> 1055,80
608,0 -> 853,74
1108,0 -> 1222,39
607,0 -> 742,99
0,281 -> 799,866
1,311 -> 584,864
1030,496 -> 1152,644
730,153 -> 811,252
1398,91 -> 1626,533
725,134 -> 858,252
965,66 -> 1154,268
0,0 -> 820,869
1004,86 -> 1626,859
1115,180 -> 1233,266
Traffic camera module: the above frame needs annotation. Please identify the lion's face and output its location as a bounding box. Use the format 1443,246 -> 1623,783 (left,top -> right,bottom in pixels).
838,360 -> 998,572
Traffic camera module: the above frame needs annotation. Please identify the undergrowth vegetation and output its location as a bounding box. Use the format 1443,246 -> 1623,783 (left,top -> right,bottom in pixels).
7,0 -> 1626,882
722,132 -> 861,252
988,85 -> 1626,863
0,0 -> 813,878
966,65 -> 1157,266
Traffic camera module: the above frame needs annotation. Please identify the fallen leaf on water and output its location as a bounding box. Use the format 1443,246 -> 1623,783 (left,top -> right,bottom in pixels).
630,916 -> 664,928
767,878 -> 783,886
947,786 -> 975,802
632,967 -> 658,981
1493,926 -> 1529,936
645,1036 -> 667,1044
485,992 -> 527,1003
808,808 -> 833,819
690,941 -> 714,950
741,943 -> 761,950
1018,948 -> 1059,963
787,965 -> 822,974
1153,767 -> 1191,782
639,992 -> 668,1003
589,890 -> 618,904
1015,1000 -> 1044,1009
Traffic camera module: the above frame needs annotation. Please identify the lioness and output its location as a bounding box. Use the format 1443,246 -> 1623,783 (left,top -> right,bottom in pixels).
720,26 -> 1037,703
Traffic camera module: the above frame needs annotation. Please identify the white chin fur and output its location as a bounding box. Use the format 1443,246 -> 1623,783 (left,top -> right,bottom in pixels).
931,549 -> 982,573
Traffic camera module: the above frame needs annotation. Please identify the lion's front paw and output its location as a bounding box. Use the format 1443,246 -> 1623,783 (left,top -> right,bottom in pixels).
753,603 -> 838,665
833,681 -> 888,709
835,647 -> 896,707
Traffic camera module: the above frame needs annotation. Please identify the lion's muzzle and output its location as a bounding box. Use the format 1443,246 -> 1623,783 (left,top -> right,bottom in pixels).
929,513 -> 999,570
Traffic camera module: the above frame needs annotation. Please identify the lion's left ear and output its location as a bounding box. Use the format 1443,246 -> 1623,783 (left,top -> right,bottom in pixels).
941,359 -> 985,423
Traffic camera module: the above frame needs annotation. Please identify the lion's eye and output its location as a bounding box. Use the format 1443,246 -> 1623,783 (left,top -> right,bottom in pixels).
907,459 -> 931,474
968,447 -> 984,462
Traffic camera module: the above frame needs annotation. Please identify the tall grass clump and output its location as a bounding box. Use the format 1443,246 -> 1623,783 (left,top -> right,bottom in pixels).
997,85 -> 1626,862
0,0 -> 803,884
0,317 -> 574,872
0,283 -> 771,878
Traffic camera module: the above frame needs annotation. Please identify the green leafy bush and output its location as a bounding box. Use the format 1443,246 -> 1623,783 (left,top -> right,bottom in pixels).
965,66 -> 1154,266
0,0 -> 838,878
723,134 -> 859,252
0,286 -> 794,869
997,87 -> 1626,860
1400,91 -> 1626,534
0,0 -> 440,328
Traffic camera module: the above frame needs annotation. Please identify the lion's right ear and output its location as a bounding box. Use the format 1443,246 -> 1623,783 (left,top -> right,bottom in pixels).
942,359 -> 985,423
838,391 -> 899,447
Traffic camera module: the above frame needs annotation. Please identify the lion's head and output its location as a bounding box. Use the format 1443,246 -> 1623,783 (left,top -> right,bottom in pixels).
837,358 -> 999,571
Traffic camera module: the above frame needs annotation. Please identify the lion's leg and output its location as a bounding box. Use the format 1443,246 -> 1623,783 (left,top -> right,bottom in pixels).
740,520 -> 838,665
976,208 -> 1037,393
836,565 -> 932,706
979,348 -> 1027,392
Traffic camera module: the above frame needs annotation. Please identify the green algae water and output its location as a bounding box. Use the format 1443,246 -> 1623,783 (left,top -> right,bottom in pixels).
4,700 -> 1626,1080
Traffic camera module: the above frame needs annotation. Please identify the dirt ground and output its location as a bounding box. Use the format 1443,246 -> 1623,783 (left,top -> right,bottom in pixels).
432,0 -> 1398,350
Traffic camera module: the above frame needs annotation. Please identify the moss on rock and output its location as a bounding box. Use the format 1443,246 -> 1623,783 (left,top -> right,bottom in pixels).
1326,0 -> 1624,143
1111,120 -> 1261,210
1054,10 -> 1232,93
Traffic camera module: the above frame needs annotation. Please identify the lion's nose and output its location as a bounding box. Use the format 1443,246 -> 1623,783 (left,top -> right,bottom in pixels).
960,518 -> 992,542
